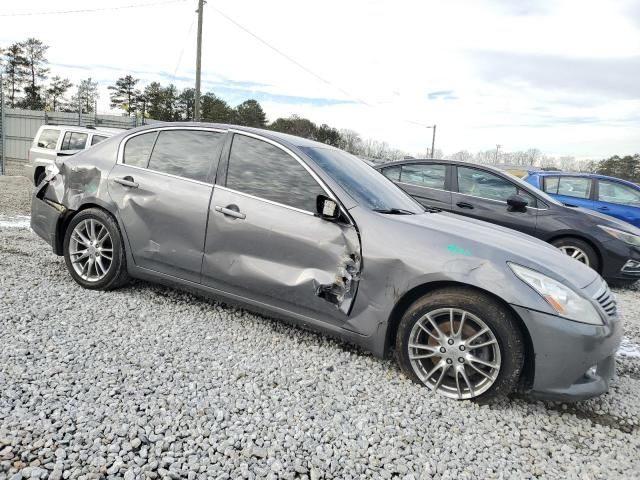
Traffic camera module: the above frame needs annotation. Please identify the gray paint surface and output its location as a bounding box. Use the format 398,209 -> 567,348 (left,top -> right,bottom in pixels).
32,122 -> 621,400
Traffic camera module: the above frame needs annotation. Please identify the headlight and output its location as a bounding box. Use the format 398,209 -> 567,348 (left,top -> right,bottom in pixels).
508,263 -> 603,325
598,225 -> 640,247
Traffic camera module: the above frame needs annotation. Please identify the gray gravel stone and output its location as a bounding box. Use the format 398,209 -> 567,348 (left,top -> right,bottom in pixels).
1,176 -> 639,479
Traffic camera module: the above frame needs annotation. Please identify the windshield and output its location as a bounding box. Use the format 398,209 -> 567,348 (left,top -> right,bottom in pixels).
301,147 -> 424,213
511,172 -> 562,206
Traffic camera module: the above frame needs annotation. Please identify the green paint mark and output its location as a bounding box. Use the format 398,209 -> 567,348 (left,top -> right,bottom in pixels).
447,244 -> 472,256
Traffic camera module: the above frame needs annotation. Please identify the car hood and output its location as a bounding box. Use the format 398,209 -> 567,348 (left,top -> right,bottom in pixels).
383,211 -> 599,289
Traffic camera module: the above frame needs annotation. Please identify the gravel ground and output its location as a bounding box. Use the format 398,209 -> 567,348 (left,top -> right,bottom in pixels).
1,177 -> 639,480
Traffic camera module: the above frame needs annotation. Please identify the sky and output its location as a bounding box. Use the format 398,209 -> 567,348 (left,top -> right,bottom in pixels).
0,0 -> 638,159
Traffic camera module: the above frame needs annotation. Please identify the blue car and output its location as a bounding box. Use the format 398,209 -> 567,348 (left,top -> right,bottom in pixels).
524,171 -> 640,228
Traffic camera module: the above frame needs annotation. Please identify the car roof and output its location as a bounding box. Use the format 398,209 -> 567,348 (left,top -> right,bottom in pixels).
127,122 -> 337,150
528,170 -> 640,187
374,158 -> 508,175
39,124 -> 122,136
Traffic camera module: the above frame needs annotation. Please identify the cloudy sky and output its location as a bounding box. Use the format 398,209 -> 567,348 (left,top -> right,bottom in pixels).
1,0 -> 638,158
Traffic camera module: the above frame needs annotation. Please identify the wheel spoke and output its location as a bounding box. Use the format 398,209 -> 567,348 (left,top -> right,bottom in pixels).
417,320 -> 441,342
70,249 -> 88,256
424,314 -> 445,339
467,339 -> 497,350
459,366 -> 474,396
73,231 -> 91,247
468,362 -> 495,381
423,360 -> 445,384
465,327 -> 489,346
433,363 -> 449,391
96,229 -> 109,246
456,311 -> 467,338
455,367 -> 462,399
409,343 -> 438,352
89,219 -> 97,242
449,308 -> 455,334
95,257 -> 106,275
72,252 -> 90,263
409,352 -> 437,360
468,354 -> 498,370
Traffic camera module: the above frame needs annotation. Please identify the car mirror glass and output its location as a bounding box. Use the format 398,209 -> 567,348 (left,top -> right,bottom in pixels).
316,195 -> 340,221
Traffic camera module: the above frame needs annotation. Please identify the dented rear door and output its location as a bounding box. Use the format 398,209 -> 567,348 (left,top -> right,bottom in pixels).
108,128 -> 225,283
201,132 -> 361,323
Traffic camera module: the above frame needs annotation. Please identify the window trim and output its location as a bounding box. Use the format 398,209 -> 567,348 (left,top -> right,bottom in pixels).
453,165 -> 545,210
90,134 -> 109,146
222,129 -> 337,215
117,126 -> 226,186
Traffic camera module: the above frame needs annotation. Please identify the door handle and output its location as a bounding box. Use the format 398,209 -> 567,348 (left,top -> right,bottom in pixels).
114,176 -> 139,188
456,201 -> 474,209
215,205 -> 246,220
597,206 -> 609,211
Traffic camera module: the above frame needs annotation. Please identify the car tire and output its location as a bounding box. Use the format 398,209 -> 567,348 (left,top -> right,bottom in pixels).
63,208 -> 129,290
395,287 -> 524,403
35,169 -> 46,186
551,237 -> 600,271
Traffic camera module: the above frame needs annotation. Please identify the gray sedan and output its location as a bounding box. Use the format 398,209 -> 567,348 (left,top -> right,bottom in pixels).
31,123 -> 621,402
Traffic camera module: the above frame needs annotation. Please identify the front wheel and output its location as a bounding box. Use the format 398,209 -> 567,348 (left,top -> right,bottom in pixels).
396,287 -> 524,402
551,237 -> 600,272
63,208 -> 129,290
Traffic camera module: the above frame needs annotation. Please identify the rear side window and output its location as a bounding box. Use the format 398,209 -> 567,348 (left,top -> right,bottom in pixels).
123,132 -> 157,168
91,135 -> 108,146
542,176 -> 560,193
147,130 -> 223,182
61,131 -> 88,151
225,134 -> 325,212
381,166 -> 401,181
598,180 -> 640,206
36,129 -> 60,149
457,166 -> 517,201
401,164 -> 446,190
557,177 -> 591,199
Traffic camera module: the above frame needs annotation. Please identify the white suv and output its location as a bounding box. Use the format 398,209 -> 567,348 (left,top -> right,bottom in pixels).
26,125 -> 123,185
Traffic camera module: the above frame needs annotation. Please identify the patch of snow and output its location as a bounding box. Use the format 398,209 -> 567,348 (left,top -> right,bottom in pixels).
0,215 -> 31,229
618,337 -> 640,359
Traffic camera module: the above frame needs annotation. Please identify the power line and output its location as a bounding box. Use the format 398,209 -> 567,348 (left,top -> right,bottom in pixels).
208,4 -> 436,136
0,0 -> 187,17
208,3 -> 371,107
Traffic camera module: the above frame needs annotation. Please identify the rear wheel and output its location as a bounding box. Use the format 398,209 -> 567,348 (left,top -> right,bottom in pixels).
551,237 -> 599,271
63,208 -> 129,290
396,287 -> 524,402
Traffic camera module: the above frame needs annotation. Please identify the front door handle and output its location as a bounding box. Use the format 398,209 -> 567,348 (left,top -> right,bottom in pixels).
597,206 -> 609,211
114,176 -> 139,188
456,201 -> 474,209
215,205 -> 246,220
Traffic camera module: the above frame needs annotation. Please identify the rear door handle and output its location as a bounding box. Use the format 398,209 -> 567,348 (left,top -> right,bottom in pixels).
456,201 -> 474,209
114,176 -> 139,188
597,206 -> 609,211
215,205 -> 246,220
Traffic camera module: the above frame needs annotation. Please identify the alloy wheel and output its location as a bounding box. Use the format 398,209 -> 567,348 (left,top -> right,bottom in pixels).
558,245 -> 590,266
69,218 -> 113,282
407,308 -> 501,400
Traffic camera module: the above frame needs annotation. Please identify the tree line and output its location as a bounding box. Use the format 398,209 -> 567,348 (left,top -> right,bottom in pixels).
1,38 -> 637,178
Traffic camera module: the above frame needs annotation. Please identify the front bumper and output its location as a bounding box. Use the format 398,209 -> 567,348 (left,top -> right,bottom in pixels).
513,305 -> 621,401
31,188 -> 65,254
600,239 -> 640,282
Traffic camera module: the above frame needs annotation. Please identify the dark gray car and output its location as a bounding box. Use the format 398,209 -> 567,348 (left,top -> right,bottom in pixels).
376,159 -> 640,285
31,123 -> 621,402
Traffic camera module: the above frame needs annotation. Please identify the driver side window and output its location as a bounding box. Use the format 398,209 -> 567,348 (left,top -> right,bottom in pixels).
225,134 -> 325,212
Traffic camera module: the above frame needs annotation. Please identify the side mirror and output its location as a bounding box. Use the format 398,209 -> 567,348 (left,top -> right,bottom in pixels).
507,194 -> 528,212
316,195 -> 340,221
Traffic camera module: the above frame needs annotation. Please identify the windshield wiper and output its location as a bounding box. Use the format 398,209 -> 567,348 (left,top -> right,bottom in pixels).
373,208 -> 415,215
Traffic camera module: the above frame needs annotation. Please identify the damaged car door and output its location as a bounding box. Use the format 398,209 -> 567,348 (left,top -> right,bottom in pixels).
202,131 -> 361,321
108,128 -> 225,283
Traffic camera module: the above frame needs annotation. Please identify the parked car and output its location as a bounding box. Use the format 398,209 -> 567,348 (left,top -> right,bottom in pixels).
32,123 -> 620,402
524,171 -> 640,228
26,125 -> 123,185
376,159 -> 640,285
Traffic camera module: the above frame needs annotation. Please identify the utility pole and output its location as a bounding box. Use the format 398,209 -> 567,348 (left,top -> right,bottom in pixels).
495,144 -> 501,164
431,124 -> 437,159
194,0 -> 204,122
